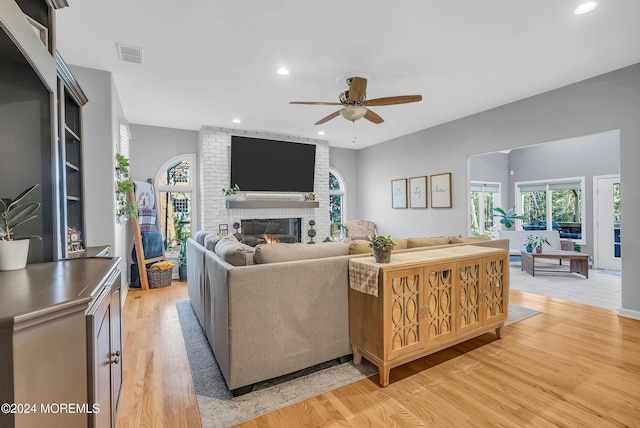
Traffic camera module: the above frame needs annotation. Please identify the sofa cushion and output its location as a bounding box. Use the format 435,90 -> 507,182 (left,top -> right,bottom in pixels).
254,242 -> 349,264
393,238 -> 408,250
215,237 -> 255,266
406,236 -> 450,248
349,239 -> 372,255
194,230 -> 211,246
449,235 -> 491,244
203,233 -> 222,251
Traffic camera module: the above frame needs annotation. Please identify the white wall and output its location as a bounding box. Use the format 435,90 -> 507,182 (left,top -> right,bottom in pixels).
329,147 -> 359,221
358,62 -> 640,317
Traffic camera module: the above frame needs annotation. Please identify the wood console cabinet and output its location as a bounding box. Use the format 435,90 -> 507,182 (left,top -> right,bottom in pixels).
349,246 -> 509,386
0,258 -> 122,428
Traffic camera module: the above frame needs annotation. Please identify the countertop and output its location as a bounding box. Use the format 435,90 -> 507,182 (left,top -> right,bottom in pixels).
0,257 -> 120,324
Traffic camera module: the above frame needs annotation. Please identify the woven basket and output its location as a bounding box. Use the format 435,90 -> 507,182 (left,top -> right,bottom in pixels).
147,267 -> 172,289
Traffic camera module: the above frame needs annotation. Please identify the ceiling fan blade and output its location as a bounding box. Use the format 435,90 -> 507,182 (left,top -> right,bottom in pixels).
347,77 -> 367,103
314,110 -> 340,125
364,95 -> 423,106
290,101 -> 342,105
363,109 -> 384,124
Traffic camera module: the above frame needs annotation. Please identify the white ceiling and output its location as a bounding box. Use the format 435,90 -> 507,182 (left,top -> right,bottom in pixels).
55,1 -> 640,149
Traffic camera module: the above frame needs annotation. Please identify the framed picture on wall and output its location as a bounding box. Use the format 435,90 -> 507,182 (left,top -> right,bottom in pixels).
431,173 -> 452,208
409,176 -> 428,208
391,178 -> 408,208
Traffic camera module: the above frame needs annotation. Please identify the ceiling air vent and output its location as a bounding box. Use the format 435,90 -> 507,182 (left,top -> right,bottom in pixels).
116,43 -> 143,64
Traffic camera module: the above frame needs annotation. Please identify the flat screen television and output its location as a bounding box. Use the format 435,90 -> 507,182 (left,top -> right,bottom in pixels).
230,136 -> 316,192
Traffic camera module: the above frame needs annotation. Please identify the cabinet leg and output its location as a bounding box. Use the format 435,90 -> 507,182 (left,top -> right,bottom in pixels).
353,347 -> 362,365
495,325 -> 503,339
379,366 -> 391,387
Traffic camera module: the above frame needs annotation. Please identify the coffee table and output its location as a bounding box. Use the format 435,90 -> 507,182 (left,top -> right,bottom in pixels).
520,250 -> 589,278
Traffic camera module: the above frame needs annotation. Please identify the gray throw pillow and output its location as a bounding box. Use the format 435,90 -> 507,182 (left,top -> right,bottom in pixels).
214,237 -> 255,266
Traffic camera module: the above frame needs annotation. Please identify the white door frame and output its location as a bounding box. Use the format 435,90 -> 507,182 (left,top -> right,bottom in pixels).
593,174 -> 621,270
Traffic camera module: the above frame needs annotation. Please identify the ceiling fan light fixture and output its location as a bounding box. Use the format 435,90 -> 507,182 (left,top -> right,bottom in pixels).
340,106 -> 368,122
575,2 -> 597,14
277,67 -> 290,75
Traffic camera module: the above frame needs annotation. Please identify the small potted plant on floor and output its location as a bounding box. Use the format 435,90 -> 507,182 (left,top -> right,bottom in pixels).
369,235 -> 396,263
0,184 -> 41,271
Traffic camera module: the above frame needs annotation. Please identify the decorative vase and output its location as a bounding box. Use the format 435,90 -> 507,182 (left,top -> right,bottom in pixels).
0,239 -> 30,271
178,265 -> 187,282
373,247 -> 392,263
535,246 -> 543,254
525,245 -> 533,253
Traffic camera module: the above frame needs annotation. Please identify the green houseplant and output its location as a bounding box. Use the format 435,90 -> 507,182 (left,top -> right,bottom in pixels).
524,235 -> 551,253
115,154 -> 137,223
492,206 -> 526,229
369,235 -> 396,263
0,184 -> 41,270
330,222 -> 348,241
222,184 -> 241,200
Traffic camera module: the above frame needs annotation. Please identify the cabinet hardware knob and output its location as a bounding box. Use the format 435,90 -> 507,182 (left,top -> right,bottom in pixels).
112,357 -> 120,364
112,350 -> 121,357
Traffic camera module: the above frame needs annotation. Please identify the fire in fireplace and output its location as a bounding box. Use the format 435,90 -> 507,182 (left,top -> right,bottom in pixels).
240,218 -> 302,246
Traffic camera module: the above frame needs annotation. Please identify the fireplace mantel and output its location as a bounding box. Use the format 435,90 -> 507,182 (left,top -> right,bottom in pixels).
226,200 -> 320,209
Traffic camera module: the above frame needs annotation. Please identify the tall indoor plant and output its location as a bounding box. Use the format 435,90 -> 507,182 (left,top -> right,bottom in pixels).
492,206 -> 526,229
0,184 -> 41,270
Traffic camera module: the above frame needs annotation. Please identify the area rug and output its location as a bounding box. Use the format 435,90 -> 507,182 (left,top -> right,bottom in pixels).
176,299 -> 540,428
599,269 -> 622,276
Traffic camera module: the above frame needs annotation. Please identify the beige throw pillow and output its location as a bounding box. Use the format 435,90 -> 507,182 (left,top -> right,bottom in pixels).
406,236 -> 450,248
214,237 -> 255,266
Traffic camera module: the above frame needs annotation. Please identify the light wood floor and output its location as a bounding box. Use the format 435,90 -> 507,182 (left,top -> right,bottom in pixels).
116,281 -> 640,428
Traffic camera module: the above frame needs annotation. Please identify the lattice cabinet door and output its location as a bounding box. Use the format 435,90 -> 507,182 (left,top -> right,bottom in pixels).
482,254 -> 509,324
383,267 -> 424,360
456,258 -> 483,336
422,262 -> 457,348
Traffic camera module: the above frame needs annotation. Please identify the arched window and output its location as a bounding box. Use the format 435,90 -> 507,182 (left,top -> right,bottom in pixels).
329,169 -> 346,224
155,154 -> 198,254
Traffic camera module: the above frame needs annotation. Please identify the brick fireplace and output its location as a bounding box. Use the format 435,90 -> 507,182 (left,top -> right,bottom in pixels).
198,127 -> 330,242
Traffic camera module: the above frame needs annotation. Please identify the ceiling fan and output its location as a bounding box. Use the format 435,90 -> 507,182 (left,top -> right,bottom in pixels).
290,77 -> 422,125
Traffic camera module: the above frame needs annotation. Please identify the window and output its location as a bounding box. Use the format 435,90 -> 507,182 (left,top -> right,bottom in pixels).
155,155 -> 197,253
516,178 -> 585,243
329,169 -> 346,224
470,182 -> 501,237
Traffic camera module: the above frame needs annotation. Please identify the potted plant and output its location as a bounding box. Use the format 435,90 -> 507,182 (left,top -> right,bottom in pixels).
330,222 -> 348,241
369,235 -> 396,263
525,235 -> 551,253
0,184 -> 41,271
222,184 -> 241,200
523,234 -> 536,253
492,206 -> 526,229
177,243 -> 187,281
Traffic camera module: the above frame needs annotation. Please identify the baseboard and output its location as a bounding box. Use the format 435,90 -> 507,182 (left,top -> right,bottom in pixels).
618,308 -> 640,320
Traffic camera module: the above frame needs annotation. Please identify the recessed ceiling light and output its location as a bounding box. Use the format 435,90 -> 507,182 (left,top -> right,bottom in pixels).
575,2 -> 597,14
277,67 -> 290,76
318,131 -> 325,135
232,118 -> 241,124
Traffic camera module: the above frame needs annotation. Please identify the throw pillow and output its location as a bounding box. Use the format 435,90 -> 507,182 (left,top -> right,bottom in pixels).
406,236 -> 450,248
254,242 -> 349,264
194,230 -> 211,246
203,233 -> 222,251
449,235 -> 491,244
349,239 -> 372,255
214,238 -> 255,266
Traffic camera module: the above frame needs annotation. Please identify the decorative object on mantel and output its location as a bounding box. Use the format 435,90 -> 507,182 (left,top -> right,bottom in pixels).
305,192 -> 315,201
0,184 -> 41,271
430,172 -> 452,208
369,235 -> 396,263
307,220 -> 316,244
222,184 -> 242,200
115,154 -> 137,223
233,222 -> 242,240
219,224 -> 229,235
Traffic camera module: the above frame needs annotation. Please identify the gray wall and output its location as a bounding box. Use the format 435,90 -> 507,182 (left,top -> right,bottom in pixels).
469,151 -> 510,211
329,146 -> 359,221
128,124 -> 199,182
358,62 -> 640,315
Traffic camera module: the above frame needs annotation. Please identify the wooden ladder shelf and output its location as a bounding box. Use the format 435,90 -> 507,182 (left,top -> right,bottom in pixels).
128,187 -> 164,290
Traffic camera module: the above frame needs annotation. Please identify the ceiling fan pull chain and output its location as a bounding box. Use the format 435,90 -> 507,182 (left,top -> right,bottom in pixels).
352,121 -> 357,144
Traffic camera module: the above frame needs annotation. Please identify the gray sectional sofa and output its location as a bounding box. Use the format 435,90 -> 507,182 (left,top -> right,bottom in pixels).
187,231 -> 509,394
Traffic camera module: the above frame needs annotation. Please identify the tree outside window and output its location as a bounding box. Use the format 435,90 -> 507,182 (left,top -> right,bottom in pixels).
157,159 -> 192,252
329,170 -> 346,224
470,182 -> 500,237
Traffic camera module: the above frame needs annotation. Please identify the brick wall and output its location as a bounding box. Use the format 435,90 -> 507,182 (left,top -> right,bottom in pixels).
199,127 -> 330,242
